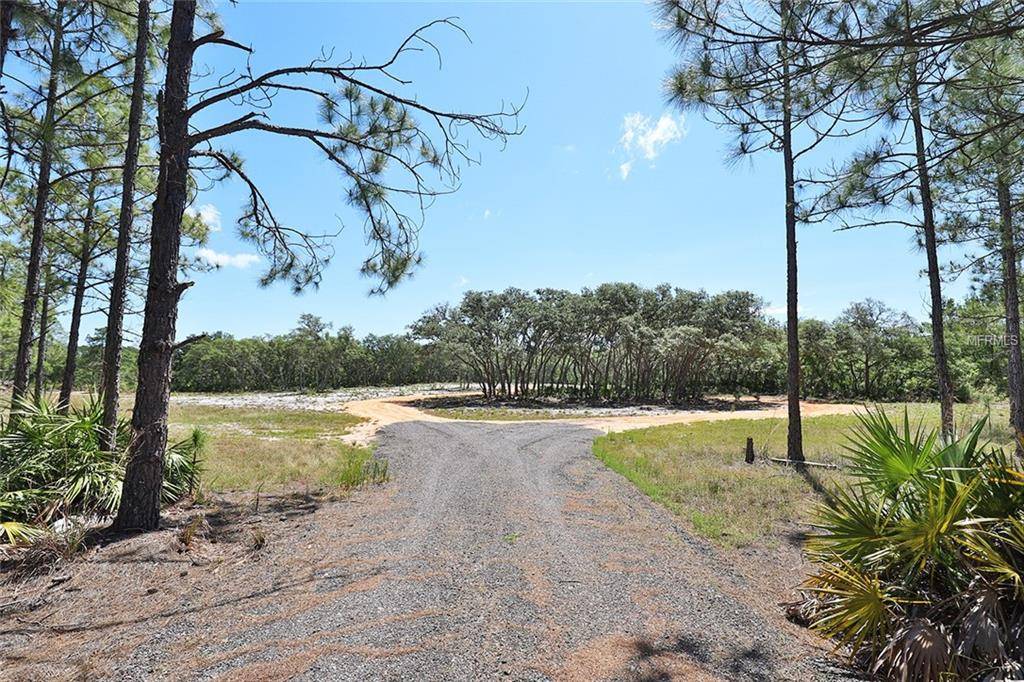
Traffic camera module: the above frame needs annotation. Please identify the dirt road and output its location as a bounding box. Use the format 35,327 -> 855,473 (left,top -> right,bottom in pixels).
1,420 -> 848,680
1,399 -> 859,680
341,394 -> 860,445
292,420 -> 849,680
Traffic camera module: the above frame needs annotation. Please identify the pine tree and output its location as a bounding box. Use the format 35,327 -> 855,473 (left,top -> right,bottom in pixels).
659,0 -> 849,461
114,1 -> 520,530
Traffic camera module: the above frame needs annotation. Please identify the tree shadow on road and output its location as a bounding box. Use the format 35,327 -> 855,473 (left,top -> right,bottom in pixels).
628,632 -> 778,682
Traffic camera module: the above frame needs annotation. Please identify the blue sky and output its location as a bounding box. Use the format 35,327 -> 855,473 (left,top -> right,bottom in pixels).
174,0 -> 972,340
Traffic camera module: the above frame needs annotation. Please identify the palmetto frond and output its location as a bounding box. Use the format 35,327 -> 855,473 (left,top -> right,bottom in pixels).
805,556 -> 898,652
803,409 -> 1024,678
0,398 -> 206,545
875,618 -> 953,681
843,407 -> 941,496
807,484 -> 898,564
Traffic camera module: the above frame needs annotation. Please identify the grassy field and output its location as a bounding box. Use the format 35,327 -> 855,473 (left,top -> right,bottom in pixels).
166,403 -> 382,491
592,402 -> 1015,547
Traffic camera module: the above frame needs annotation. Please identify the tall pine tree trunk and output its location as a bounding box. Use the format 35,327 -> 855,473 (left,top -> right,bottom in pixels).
101,0 -> 150,451
12,0 -> 64,414
781,0 -> 803,463
58,174 -> 97,414
997,175 -> 1024,454
114,0 -> 195,531
905,0 -> 954,440
908,70 -> 955,440
33,264 -> 51,405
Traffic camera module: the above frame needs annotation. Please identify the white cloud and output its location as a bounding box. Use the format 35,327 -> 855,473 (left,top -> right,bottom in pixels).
622,113 -> 686,160
483,209 -> 491,220
186,203 -> 222,232
616,112 -> 686,180
454,275 -> 470,289
196,247 -> 259,269
558,144 -> 576,153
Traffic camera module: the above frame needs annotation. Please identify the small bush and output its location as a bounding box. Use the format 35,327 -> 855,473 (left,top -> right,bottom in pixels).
0,399 -> 205,544
801,408 -> 1024,680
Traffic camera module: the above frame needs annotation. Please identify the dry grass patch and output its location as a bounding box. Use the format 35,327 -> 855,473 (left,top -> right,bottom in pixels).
166,404 -> 380,491
592,402 -> 1015,547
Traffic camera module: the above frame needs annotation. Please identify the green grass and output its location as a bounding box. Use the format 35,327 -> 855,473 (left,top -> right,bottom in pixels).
166,404 -> 382,491
592,402 -> 1015,547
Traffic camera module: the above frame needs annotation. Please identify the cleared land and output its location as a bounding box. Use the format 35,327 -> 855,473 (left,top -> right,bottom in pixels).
167,403 -> 375,490
5,388 -> 1004,680
0,419 -> 853,680
416,394 -> 818,421
350,392 -> 859,441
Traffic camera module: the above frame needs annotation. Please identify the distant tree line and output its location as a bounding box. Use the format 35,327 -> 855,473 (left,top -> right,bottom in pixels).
168,314 -> 460,393
413,284 -> 1015,405
19,283 -> 1014,403
413,284 -> 781,402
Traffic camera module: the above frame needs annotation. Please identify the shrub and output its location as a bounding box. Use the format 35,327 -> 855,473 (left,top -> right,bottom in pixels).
801,408 -> 1024,680
321,447 -> 389,488
0,399 -> 205,544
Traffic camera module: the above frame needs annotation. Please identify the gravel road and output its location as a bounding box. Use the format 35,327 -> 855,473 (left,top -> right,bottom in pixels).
224,420 -> 846,681
2,419 -> 851,681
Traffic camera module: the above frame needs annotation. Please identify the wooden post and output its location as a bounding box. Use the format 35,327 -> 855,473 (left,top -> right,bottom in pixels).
745,437 -> 755,464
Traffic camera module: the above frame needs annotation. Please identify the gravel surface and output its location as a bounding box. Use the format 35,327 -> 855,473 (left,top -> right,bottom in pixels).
1,420 -> 853,681
294,421 -> 849,681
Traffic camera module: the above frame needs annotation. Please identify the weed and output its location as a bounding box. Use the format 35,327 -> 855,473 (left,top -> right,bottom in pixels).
689,510 -> 728,539
248,526 -> 267,552
175,514 -> 208,551
321,449 -> 389,488
2,524 -> 92,579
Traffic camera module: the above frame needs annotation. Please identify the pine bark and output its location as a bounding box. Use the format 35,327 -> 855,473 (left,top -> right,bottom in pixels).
33,265 -> 51,405
997,176 -> 1024,454
57,175 -> 97,414
11,0 -> 64,413
100,0 -> 150,451
0,0 -> 13,81
113,0 -> 196,531
908,64 -> 955,440
781,0 -> 804,463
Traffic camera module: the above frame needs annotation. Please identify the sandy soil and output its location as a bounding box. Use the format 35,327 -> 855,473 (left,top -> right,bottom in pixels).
341,394 -> 451,446
340,394 -> 861,446
171,384 -> 468,413
574,398 -> 859,433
